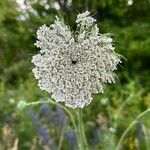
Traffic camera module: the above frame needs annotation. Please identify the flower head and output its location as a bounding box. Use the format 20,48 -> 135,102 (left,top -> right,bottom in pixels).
32,11 -> 121,108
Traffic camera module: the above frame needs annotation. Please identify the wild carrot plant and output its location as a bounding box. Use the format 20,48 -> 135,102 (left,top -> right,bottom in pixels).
17,11 -> 150,150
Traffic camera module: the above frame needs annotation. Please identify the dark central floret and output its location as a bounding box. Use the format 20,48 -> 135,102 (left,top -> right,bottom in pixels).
72,60 -> 77,64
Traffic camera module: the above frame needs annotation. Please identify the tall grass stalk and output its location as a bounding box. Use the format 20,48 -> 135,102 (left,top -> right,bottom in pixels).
142,124 -> 150,150
115,108 -> 150,150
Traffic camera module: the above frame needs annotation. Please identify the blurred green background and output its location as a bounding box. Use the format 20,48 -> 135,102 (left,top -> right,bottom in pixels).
0,0 -> 150,150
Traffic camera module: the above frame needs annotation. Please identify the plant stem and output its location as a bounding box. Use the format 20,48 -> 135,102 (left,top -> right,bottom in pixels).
80,109 -> 89,150
21,99 -> 79,148
77,108 -> 89,150
19,99 -> 90,150
58,119 -> 67,150
77,108 -> 84,150
115,108 -> 150,150
24,99 -> 77,132
142,124 -> 150,150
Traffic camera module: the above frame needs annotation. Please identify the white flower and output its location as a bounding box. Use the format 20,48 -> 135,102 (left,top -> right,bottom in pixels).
76,11 -> 96,29
32,11 -> 121,109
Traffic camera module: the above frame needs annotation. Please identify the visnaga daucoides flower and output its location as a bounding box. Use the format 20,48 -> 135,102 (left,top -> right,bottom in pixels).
32,11 -> 121,109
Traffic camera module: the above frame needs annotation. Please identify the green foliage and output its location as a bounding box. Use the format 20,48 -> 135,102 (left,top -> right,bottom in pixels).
0,0 -> 150,149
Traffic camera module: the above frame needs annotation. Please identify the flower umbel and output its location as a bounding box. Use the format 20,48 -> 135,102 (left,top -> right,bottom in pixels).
32,11 -> 121,108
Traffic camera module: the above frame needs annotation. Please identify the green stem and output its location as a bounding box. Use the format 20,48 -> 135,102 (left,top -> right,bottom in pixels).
142,124 -> 150,150
80,109 -> 89,150
20,99 -> 78,147
77,108 -> 84,150
24,99 -> 77,131
77,108 -> 89,150
115,108 -> 150,150
58,120 -> 67,150
19,99 -> 90,150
